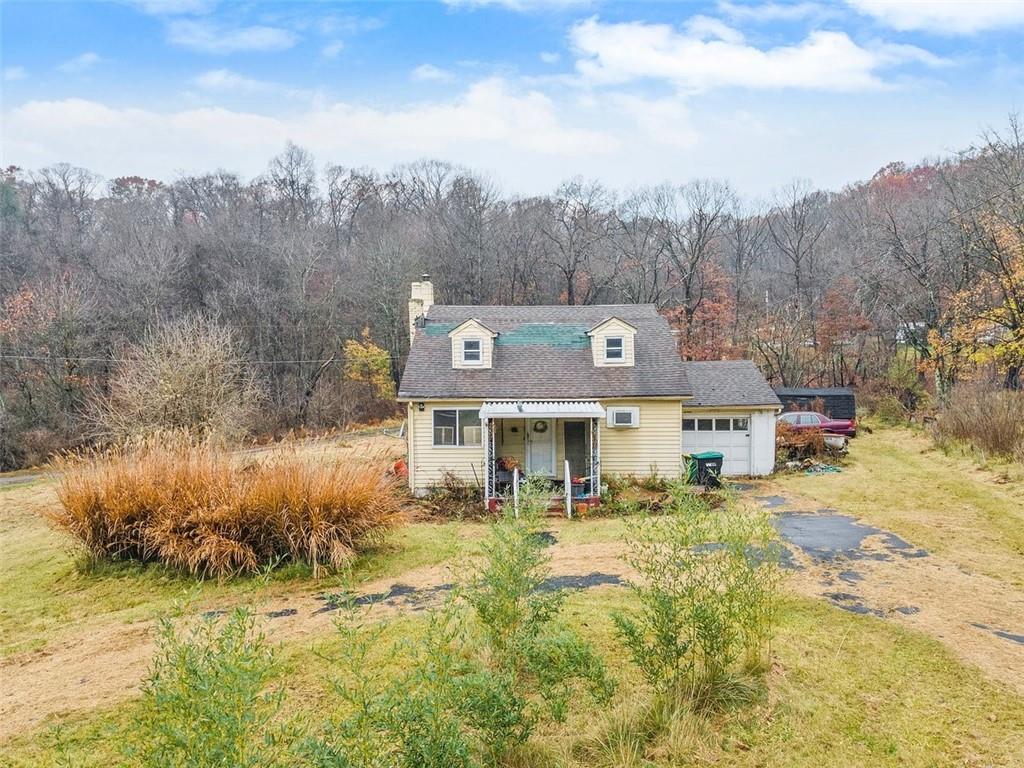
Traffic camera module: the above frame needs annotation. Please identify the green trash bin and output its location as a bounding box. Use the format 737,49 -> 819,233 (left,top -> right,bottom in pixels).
684,451 -> 724,487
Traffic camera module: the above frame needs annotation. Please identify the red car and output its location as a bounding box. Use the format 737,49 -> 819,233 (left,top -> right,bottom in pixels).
778,411 -> 857,438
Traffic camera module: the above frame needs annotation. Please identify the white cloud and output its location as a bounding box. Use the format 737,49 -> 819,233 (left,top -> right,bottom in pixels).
411,64 -> 455,82
166,19 -> 297,53
684,15 -> 746,44
2,81 -> 616,183
846,0 -> 1024,35
126,0 -> 214,14
608,94 -> 699,149
190,69 -> 321,103
539,51 -> 561,64
717,2 -> 831,23
193,69 -> 272,93
321,40 -> 346,59
3,66 -> 27,82
3,81 -> 1008,202
443,0 -> 591,10
57,52 -> 101,74
570,17 -> 943,92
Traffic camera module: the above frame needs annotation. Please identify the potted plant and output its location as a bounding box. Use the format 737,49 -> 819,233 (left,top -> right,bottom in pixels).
495,455 -> 521,484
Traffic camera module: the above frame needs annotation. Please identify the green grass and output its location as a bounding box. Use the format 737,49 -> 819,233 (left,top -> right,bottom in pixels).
0,476 -> 480,658
4,429 -> 1024,765
4,592 -> 1023,767
773,426 -> 1024,588
0,468 -> 619,660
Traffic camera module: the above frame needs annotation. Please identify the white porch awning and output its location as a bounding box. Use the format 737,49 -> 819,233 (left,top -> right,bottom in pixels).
478,400 -> 606,419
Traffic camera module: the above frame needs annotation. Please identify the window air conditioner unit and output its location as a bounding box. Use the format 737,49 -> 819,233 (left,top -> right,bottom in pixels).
607,407 -> 639,428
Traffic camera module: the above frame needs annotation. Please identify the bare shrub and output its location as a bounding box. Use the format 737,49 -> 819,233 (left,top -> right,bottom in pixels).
932,379 -> 1024,461
775,421 -> 826,462
422,472 -> 484,519
50,438 -> 405,578
91,316 -> 262,444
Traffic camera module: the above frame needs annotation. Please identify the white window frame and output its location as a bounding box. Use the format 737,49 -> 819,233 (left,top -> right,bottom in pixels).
432,408 -> 482,447
461,338 -> 483,365
604,336 -> 624,361
607,406 -> 639,428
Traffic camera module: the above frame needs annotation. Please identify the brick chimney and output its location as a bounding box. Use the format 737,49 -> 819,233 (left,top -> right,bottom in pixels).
408,275 -> 434,343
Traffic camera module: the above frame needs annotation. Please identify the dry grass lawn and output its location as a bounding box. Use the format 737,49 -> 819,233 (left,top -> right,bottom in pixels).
2,424 -> 1023,765
773,425 -> 1024,588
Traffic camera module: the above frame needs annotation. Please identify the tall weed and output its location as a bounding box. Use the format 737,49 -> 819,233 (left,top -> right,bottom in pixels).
129,607 -> 295,768
932,378 -> 1024,461
613,488 -> 780,708
308,479 -> 614,766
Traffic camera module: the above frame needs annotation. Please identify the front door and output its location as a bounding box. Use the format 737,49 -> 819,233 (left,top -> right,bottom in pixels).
526,418 -> 555,476
563,421 -> 588,478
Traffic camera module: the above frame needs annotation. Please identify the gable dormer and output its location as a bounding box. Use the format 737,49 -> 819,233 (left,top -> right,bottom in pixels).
587,317 -> 637,367
448,318 -> 498,369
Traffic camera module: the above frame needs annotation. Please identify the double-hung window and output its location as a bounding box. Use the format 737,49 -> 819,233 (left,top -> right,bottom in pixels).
462,339 -> 482,364
605,336 -> 624,361
432,408 -> 482,446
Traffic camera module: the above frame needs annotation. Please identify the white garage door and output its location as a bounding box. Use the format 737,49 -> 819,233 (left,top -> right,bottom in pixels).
682,415 -> 751,476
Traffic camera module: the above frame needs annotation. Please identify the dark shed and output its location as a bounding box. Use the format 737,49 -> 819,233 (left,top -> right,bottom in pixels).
774,387 -> 857,420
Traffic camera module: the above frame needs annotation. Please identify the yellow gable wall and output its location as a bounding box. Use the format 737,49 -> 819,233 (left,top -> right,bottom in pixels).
407,398 -> 684,494
449,322 -> 495,369
589,318 -> 636,367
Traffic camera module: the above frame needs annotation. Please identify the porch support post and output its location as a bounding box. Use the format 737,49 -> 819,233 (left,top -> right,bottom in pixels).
482,416 -> 491,511
591,416 -> 601,498
564,459 -> 572,518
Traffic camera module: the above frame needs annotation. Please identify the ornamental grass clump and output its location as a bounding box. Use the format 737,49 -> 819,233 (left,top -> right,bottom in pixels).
50,437 -> 404,578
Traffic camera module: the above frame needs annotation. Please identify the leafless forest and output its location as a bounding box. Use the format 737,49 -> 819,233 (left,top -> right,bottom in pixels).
2,118 -> 1022,469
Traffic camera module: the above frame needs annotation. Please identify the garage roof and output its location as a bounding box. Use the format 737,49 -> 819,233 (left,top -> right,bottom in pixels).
683,360 -> 782,408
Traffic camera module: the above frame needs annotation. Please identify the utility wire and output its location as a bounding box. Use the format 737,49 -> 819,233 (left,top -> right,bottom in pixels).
0,354 -> 371,364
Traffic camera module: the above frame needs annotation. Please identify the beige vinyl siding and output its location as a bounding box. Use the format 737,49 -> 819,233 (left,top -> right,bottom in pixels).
599,399 -> 682,478
450,321 -> 494,369
409,400 -> 485,492
407,398 -> 684,493
494,418 -> 525,460
589,318 -> 636,367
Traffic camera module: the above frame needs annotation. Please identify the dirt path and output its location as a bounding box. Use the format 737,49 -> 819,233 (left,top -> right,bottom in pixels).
4,487 -> 1024,743
0,542 -> 628,741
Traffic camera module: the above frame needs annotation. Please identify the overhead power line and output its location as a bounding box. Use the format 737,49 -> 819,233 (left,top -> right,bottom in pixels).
0,354 -> 396,364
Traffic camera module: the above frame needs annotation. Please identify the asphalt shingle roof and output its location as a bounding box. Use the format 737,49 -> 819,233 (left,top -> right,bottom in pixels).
398,304 -> 693,400
682,360 -> 783,408
399,304 -> 780,408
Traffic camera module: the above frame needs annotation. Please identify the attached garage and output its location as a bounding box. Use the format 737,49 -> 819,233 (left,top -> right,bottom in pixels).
681,361 -> 783,477
682,415 -> 753,475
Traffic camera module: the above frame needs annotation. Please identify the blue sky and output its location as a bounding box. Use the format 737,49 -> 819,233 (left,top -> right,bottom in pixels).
2,0 -> 1022,199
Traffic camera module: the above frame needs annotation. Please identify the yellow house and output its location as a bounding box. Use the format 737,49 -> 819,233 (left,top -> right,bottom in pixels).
397,279 -> 780,507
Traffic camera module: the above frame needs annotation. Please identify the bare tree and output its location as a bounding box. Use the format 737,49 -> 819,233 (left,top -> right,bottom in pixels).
542,179 -> 612,304
91,315 -> 262,442
767,180 -> 827,314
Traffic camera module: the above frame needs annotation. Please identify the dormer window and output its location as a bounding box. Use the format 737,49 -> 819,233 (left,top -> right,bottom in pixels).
462,339 -> 482,364
448,318 -> 496,369
587,316 -> 636,367
605,337 -> 624,361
